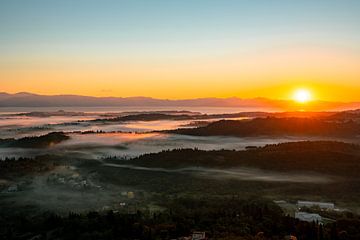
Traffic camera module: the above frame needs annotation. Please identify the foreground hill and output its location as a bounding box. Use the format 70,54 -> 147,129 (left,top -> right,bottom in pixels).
1,141 -> 359,240
102,141 -> 360,209
167,117 -> 360,137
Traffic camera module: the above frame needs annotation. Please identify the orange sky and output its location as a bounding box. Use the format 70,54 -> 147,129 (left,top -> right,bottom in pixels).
1,1 -> 360,102
2,46 -> 360,101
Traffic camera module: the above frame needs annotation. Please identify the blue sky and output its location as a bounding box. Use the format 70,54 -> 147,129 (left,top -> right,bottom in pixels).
1,0 -> 359,58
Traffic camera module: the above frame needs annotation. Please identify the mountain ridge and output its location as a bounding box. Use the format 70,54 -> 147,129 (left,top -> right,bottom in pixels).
0,92 -> 359,111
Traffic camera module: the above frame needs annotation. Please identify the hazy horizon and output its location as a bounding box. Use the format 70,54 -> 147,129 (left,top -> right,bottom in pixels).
2,91 -> 360,103
2,91 -> 360,112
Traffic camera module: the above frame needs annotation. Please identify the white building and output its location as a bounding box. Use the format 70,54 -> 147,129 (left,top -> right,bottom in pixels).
192,232 -> 206,240
297,201 -> 334,209
7,184 -> 18,192
295,212 -> 322,223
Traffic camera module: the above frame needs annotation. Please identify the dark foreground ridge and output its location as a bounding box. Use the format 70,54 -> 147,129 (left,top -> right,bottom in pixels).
0,132 -> 70,148
1,141 -> 360,239
1,198 -> 359,240
167,117 -> 360,137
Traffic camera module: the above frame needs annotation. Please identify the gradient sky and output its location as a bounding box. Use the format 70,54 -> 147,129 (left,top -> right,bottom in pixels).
1,0 -> 360,101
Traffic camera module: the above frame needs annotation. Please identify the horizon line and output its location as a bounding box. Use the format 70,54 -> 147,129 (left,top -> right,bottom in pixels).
2,91 -> 360,104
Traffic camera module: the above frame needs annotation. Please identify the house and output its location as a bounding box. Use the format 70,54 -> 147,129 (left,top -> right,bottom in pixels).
192,232 -> 206,240
127,191 -> 135,199
297,201 -> 334,209
295,212 -> 322,223
284,235 -> 298,240
7,184 -> 18,192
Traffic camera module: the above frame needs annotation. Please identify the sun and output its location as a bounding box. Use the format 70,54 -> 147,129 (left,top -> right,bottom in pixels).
293,89 -> 312,103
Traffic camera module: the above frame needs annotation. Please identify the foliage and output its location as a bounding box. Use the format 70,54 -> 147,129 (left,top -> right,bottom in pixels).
1,198 -> 359,240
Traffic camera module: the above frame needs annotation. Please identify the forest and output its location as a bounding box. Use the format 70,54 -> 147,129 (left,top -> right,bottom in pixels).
1,197 -> 359,240
167,118 -> 360,137
111,141 -> 360,177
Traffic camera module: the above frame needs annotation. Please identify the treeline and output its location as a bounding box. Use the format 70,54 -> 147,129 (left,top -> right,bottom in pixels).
89,112 -> 268,123
1,198 -> 359,240
112,141 -> 360,177
167,117 -> 360,137
0,132 -> 69,148
89,111 -> 345,124
0,155 -> 57,177
91,113 -> 194,122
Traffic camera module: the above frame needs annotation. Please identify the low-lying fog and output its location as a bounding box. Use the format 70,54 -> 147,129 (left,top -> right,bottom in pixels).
0,115 -> 246,139
103,163 -> 331,183
0,111 -> 293,159
1,111 -> 357,159
0,115 -> 99,138
0,131 -> 317,159
0,109 -> 354,214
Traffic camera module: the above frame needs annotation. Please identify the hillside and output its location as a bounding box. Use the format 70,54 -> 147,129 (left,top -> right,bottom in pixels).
168,117 -> 360,137
0,132 -> 70,148
112,141 -> 360,177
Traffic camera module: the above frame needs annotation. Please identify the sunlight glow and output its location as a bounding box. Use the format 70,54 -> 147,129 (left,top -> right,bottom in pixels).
293,89 -> 312,103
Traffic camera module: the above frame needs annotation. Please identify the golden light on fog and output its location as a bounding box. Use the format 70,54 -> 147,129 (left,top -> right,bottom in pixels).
293,89 -> 312,103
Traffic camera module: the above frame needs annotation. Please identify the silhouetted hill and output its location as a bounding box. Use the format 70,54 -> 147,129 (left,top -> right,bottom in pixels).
326,109 -> 360,122
0,132 -> 70,148
168,117 -> 360,137
113,141 -> 360,177
89,111 -> 339,123
91,113 -> 195,122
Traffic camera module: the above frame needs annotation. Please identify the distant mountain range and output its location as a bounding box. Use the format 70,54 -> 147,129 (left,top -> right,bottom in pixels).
0,92 -> 359,111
